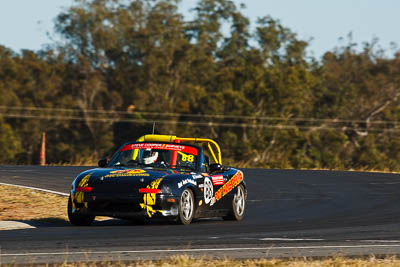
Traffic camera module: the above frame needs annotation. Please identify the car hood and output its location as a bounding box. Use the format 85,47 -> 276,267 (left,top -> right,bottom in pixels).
74,167 -> 187,194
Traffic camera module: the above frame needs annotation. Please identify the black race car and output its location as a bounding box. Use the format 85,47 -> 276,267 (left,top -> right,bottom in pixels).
68,134 -> 247,225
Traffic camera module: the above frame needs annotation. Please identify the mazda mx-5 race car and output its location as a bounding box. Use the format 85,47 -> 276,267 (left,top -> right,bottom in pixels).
68,134 -> 247,225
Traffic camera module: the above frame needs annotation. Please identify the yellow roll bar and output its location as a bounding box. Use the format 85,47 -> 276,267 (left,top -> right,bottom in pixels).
135,134 -> 222,164
136,134 -> 177,143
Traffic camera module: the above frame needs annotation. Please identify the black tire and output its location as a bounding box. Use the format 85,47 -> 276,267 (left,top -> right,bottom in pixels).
68,195 -> 95,226
177,188 -> 195,225
223,184 -> 246,221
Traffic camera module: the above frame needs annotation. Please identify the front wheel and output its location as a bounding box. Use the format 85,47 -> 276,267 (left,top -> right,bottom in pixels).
223,184 -> 246,221
177,188 -> 195,225
68,195 -> 95,226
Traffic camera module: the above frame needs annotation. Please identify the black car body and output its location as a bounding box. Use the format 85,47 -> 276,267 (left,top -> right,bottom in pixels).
68,135 -> 247,225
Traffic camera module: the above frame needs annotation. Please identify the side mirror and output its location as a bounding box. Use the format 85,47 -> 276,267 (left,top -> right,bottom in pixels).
209,163 -> 223,173
98,158 -> 108,168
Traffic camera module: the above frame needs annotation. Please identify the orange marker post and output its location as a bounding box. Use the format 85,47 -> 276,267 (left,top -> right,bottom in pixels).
39,132 -> 46,166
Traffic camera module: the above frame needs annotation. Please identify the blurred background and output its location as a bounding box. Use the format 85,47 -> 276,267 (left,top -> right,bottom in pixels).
0,0 -> 399,170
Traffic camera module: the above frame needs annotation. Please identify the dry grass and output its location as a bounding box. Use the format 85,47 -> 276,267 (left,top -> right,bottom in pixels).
3,255 -> 400,267
0,184 -> 68,222
98,255 -> 400,267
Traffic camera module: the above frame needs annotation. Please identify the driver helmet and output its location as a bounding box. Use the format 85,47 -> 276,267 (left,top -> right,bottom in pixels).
143,149 -> 158,164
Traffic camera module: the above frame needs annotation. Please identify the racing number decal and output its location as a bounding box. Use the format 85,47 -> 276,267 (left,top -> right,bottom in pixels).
203,177 -> 213,204
177,151 -> 194,162
140,178 -> 163,217
183,154 -> 194,162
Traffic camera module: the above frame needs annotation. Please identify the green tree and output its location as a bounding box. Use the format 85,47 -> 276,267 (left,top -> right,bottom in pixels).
0,118 -> 22,163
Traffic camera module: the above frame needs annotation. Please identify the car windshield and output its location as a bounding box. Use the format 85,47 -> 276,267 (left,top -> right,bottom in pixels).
108,142 -> 199,171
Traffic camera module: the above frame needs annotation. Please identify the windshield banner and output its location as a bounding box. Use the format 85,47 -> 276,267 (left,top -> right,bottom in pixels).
120,143 -> 198,155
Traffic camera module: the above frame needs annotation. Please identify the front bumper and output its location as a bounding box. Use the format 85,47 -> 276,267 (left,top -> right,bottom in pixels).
71,191 -> 180,218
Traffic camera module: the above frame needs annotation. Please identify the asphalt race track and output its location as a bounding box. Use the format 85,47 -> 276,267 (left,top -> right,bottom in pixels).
1,166 -> 400,264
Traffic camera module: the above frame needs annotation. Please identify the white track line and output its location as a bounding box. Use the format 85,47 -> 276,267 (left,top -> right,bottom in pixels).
3,245 -> 400,257
0,221 -> 36,230
0,182 -> 68,196
362,240 -> 400,243
260,238 -> 325,241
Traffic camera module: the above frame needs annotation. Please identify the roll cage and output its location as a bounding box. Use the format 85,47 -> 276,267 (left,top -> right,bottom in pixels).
136,134 -> 222,165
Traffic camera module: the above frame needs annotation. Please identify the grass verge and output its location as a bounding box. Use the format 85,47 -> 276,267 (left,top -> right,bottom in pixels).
3,255 -> 400,267
0,184 -> 68,222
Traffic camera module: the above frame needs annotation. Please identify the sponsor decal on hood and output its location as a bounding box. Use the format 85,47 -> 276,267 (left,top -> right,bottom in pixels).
104,169 -> 150,178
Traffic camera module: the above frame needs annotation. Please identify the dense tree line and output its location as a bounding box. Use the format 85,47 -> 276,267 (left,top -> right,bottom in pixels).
0,0 -> 399,170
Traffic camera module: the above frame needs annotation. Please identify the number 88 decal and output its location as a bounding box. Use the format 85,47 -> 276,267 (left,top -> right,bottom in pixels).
179,152 -> 194,162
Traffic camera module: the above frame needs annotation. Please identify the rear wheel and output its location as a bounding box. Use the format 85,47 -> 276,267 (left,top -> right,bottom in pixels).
177,188 -> 195,225
223,184 -> 246,221
68,195 -> 95,226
